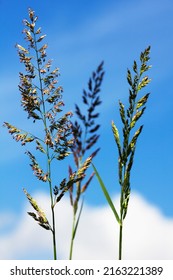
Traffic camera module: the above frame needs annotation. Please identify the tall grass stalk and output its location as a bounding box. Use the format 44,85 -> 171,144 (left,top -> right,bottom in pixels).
93,46 -> 151,259
69,62 -> 104,259
4,8 -> 90,260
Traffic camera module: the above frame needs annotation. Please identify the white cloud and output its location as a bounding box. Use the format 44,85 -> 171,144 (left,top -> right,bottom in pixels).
0,192 -> 173,260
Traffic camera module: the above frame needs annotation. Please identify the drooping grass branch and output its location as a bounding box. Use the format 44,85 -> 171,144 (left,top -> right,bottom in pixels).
68,62 -> 104,259
93,46 -> 151,259
4,8 -> 88,260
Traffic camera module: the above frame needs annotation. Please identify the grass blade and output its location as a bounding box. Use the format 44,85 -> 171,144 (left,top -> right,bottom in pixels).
73,199 -> 84,239
92,164 -> 121,224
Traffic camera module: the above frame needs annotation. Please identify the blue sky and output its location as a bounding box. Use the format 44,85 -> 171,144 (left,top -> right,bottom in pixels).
0,0 -> 173,259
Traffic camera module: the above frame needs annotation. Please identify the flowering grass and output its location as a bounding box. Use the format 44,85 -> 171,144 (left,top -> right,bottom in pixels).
68,61 -> 104,259
3,7 -> 152,260
93,46 -> 151,259
4,8 -> 95,260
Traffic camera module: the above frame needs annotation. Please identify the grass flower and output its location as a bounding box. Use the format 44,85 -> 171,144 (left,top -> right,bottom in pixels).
68,62 -> 104,259
4,8 -> 88,260
93,46 -> 151,259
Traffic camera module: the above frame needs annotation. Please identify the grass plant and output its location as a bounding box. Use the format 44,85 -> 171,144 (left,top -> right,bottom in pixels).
69,62 -> 104,259
4,8 -> 93,260
93,46 -> 151,259
3,7 -> 152,260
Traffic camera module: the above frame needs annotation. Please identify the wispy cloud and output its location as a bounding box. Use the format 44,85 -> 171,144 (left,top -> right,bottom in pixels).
0,192 -> 173,259
51,0 -> 170,50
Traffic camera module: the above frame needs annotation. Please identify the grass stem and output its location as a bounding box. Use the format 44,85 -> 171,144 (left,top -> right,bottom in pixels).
69,213 -> 76,260
119,220 -> 123,260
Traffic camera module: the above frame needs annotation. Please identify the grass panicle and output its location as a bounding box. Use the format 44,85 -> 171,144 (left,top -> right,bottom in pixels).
4,8 -> 83,260
93,46 -> 151,259
68,62 -> 104,259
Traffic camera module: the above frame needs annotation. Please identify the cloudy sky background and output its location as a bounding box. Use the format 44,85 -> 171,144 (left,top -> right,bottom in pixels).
1,0 -> 173,259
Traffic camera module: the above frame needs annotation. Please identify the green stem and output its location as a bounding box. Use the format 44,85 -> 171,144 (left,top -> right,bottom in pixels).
69,183 -> 79,260
119,219 -> 123,260
48,157 -> 57,260
119,186 -> 123,260
69,198 -> 84,260
51,205 -> 57,260
69,212 -> 76,260
33,30 -> 57,260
